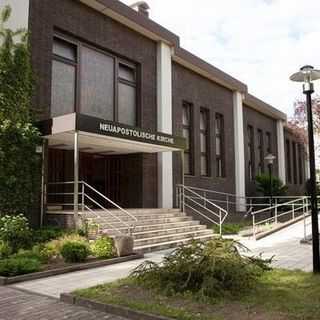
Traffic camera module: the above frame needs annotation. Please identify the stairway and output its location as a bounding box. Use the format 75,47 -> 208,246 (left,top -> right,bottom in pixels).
85,208 -> 214,253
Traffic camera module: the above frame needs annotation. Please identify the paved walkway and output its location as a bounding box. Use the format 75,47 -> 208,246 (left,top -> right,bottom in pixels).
0,286 -> 128,320
240,216 -> 313,271
12,249 -> 171,298
12,218 -> 314,299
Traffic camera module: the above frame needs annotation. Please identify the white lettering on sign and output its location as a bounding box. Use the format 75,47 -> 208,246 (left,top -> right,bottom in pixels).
99,123 -> 175,145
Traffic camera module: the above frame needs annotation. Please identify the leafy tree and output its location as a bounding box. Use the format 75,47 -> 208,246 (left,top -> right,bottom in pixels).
255,174 -> 288,197
0,5 -> 41,217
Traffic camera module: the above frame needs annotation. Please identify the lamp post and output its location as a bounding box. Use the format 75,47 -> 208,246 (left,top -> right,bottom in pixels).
290,65 -> 320,273
265,153 -> 276,216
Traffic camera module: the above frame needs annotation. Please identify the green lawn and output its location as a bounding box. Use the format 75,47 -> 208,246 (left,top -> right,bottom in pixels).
74,269 -> 320,320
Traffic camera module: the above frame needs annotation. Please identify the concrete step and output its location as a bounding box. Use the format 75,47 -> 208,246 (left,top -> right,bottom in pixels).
132,225 -> 207,239
98,216 -> 193,227
134,234 -> 214,253
101,220 -> 201,234
133,229 -> 213,247
87,212 -> 186,222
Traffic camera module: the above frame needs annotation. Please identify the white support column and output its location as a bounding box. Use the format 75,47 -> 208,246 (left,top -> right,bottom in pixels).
73,131 -> 79,228
277,120 -> 286,183
233,91 -> 246,212
157,41 -> 173,209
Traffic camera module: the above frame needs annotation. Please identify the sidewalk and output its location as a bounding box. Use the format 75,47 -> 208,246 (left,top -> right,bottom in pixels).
12,249 -> 171,298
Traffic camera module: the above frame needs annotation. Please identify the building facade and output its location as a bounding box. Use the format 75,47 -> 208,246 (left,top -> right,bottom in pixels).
6,0 -> 307,224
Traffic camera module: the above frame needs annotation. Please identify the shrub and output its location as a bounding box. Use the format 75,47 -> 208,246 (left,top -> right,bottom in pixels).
31,227 -> 67,244
91,236 -> 115,259
60,241 -> 90,263
213,223 -> 248,235
0,241 -> 11,259
0,257 -> 41,277
131,239 -> 272,298
46,234 -> 87,255
255,174 -> 288,197
0,214 -> 32,252
14,244 -> 57,264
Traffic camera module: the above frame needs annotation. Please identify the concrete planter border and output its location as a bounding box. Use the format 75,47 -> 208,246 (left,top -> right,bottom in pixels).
0,253 -> 144,285
60,293 -> 173,320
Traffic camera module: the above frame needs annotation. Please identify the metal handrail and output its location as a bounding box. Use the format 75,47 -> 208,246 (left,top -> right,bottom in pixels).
176,184 -> 228,235
251,196 -> 310,239
47,181 -> 138,235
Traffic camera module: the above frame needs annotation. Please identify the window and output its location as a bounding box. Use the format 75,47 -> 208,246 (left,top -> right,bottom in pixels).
257,129 -> 264,174
51,38 -> 77,117
200,109 -> 210,176
286,140 -> 292,184
80,46 -> 114,121
182,102 -> 193,175
247,125 -> 255,180
292,142 -> 298,184
298,144 -> 304,184
266,132 -> 272,153
51,35 -> 138,126
117,63 -> 137,126
215,113 -> 225,177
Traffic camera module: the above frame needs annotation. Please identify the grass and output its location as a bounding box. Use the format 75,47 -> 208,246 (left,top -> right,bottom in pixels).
213,222 -> 250,235
74,269 -> 320,320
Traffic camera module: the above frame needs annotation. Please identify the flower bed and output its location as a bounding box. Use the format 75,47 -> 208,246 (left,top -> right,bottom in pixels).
0,214 -> 141,284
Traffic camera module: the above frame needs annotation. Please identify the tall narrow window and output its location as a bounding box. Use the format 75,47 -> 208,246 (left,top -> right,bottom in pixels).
257,129 -> 264,174
266,132 -> 272,153
286,139 -> 292,184
248,125 -> 255,180
215,113 -> 225,177
292,142 -> 298,184
51,37 -> 77,117
182,102 -> 193,175
118,62 -> 137,126
200,109 -> 210,176
80,46 -> 114,121
298,144 -> 303,184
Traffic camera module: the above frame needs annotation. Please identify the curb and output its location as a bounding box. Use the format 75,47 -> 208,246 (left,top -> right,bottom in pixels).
0,253 -> 144,285
60,293 -> 173,320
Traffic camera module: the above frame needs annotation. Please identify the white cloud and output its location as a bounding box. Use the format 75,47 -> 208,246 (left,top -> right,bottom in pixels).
122,0 -> 320,116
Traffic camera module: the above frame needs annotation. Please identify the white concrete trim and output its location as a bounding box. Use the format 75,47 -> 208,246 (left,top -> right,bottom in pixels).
277,120 -> 286,183
233,92 -> 246,212
52,113 -> 76,134
157,42 -> 173,209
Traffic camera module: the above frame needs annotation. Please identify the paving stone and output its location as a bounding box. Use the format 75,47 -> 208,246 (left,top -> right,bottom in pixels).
0,287 -> 128,320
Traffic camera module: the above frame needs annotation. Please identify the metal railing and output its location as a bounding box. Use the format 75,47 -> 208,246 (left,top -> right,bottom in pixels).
251,196 -> 310,239
47,181 -> 138,235
176,184 -> 228,235
302,196 -> 320,241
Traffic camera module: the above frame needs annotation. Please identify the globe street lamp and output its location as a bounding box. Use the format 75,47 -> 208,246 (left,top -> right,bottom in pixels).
290,65 -> 320,273
265,153 -> 276,217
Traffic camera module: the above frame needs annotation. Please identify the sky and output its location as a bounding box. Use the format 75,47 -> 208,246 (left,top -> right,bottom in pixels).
122,0 -> 320,117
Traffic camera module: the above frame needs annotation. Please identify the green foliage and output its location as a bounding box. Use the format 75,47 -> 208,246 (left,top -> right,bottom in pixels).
255,174 -> 288,197
91,236 -> 115,259
0,240 -> 11,259
32,227 -> 67,244
0,5 -> 41,216
13,243 -> 57,264
46,234 -> 88,255
131,239 -> 272,298
0,257 -> 41,276
305,179 -> 320,196
213,223 -> 248,235
0,214 -> 32,252
60,241 -> 91,263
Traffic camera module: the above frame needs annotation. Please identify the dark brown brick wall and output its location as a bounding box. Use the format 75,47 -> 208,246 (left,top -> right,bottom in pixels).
243,105 -> 278,196
29,0 -> 158,208
172,62 -> 236,202
284,128 -> 306,195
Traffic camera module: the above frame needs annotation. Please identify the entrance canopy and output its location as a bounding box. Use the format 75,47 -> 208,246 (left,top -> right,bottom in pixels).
40,113 -> 186,153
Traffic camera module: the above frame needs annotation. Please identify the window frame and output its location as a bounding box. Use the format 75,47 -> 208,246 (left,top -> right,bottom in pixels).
298,144 -> 304,185
292,141 -> 298,185
257,129 -> 264,175
266,132 -> 272,154
247,125 -> 255,181
286,139 -> 292,184
182,102 -> 194,176
52,33 -> 138,126
200,108 -> 210,177
215,113 -> 225,178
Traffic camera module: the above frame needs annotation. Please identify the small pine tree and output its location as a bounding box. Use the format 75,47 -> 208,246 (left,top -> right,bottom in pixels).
0,5 -> 41,218
255,174 -> 288,197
